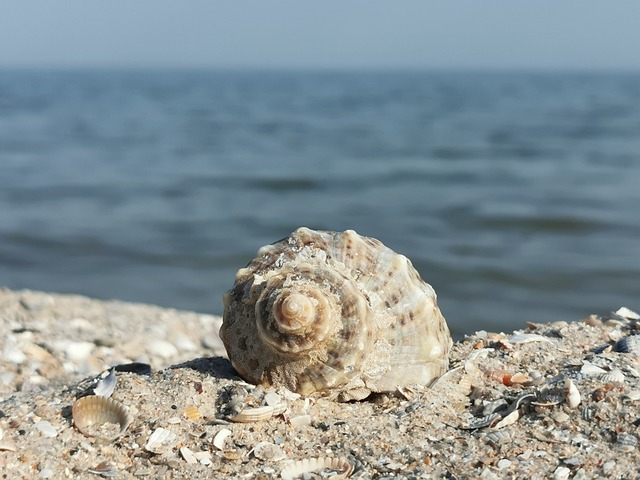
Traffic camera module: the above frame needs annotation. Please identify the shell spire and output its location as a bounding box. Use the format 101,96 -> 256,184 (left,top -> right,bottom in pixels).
220,227 -> 452,400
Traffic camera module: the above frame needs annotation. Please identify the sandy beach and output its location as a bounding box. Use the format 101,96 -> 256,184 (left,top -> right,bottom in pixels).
1,288 -> 639,479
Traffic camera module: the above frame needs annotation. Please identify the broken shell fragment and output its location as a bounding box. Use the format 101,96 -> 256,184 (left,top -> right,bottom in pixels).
184,405 -> 202,420
228,403 -> 287,423
93,368 -> 117,398
507,333 -> 552,344
72,395 -> 132,441
144,427 -> 178,454
601,369 -> 625,384
252,441 -> 286,462
87,461 -> 117,477
212,428 -> 232,450
281,457 -> 354,480
614,335 -> 640,355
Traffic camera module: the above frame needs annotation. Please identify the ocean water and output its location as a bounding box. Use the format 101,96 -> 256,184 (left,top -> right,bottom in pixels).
1,69 -> 639,338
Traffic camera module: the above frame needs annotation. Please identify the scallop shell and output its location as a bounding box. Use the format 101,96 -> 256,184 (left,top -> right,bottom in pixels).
72,395 -> 132,441
220,228 -> 452,400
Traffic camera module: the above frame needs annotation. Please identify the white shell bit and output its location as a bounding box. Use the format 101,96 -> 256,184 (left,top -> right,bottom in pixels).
220,227 -> 452,401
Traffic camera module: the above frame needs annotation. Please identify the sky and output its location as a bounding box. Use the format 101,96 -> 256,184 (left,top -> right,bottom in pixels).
1,1 -> 640,71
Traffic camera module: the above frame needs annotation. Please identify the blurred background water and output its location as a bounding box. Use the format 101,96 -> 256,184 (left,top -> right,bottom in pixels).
0,69 -> 639,338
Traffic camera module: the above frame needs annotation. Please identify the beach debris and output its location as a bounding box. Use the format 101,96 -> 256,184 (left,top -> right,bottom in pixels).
252,441 -> 286,462
183,405 -> 202,421
180,446 -> 198,464
217,385 -> 289,423
507,333 -> 552,344
229,404 -> 287,423
484,430 -> 512,447
113,362 -> 152,375
72,395 -> 132,441
0,428 -> 17,452
615,433 -> 638,452
280,456 -> 354,480
564,379 -> 581,408
611,307 -> 640,321
613,335 -> 640,355
580,362 -> 607,376
601,369 -> 625,385
87,461 -> 117,477
212,428 -> 232,450
219,227 -> 453,401
93,368 -> 117,398
144,427 -> 178,454
289,414 -> 312,428
34,420 -> 58,438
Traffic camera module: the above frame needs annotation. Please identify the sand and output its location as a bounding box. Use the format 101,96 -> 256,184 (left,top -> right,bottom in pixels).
1,288 -> 639,479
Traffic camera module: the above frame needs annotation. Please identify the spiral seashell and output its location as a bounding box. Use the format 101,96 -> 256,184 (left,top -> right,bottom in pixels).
220,227 -> 452,400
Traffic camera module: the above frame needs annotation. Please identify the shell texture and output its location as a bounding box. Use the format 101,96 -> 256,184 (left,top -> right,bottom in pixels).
72,395 -> 132,441
220,228 -> 452,400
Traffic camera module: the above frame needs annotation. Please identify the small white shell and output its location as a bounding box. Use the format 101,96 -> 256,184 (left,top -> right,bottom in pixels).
72,395 -> 132,441
87,461 -> 117,477
580,362 -> 607,376
212,428 -> 232,450
144,427 -> 178,454
228,403 -> 288,423
93,368 -> 117,398
252,441 -> 286,462
507,333 -> 552,344
281,457 -> 354,480
613,307 -> 640,320
614,335 -> 640,355
564,379 -> 581,408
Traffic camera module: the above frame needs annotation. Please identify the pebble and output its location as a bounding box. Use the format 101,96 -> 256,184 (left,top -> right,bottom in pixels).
2,346 -> 26,364
38,468 -> 54,478
252,441 -> 286,461
602,461 -> 616,474
553,466 -> 571,480
147,340 -> 178,359
65,341 -> 95,362
497,459 -> 511,470
34,421 -> 58,438
174,335 -> 197,352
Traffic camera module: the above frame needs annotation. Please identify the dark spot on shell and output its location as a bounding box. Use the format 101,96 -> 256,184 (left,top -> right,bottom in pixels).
249,358 -> 259,371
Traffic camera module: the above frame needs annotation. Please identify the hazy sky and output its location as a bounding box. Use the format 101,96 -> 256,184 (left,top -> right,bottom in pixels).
1,1 -> 639,71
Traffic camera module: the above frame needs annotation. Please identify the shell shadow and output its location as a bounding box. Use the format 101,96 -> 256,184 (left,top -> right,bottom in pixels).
170,355 -> 239,381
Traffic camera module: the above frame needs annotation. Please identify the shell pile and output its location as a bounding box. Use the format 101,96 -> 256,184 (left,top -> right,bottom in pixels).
220,227 -> 452,400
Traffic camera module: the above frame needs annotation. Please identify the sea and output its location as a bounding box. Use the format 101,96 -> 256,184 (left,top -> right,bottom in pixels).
1,69 -> 639,338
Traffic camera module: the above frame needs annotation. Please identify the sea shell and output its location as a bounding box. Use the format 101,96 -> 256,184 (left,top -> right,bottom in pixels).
281,456 -> 354,480
601,369 -> 626,384
72,395 -> 132,441
220,228 -> 452,401
564,378 -> 581,408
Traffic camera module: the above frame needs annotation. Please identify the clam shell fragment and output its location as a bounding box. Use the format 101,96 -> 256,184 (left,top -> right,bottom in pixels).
281,456 -> 354,480
72,395 -> 132,441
